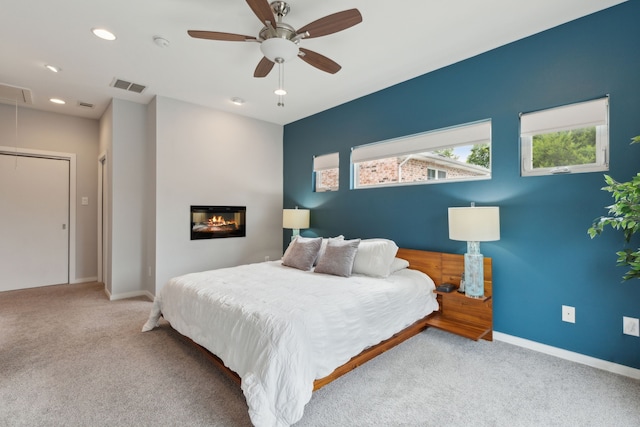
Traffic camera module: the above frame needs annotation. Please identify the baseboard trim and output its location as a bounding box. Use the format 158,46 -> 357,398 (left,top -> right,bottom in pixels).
494,331 -> 640,380
108,289 -> 154,302
71,276 -> 98,284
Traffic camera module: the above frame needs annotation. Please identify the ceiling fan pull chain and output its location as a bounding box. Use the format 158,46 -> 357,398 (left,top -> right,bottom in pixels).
277,60 -> 285,107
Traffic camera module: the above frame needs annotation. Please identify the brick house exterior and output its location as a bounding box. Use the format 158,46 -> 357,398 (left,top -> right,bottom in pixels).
317,153 -> 489,190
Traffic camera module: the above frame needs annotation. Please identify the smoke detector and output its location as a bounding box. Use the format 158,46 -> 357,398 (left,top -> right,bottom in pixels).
153,36 -> 170,48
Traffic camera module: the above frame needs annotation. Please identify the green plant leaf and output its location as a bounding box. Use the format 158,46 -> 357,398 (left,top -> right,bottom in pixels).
589,135 -> 640,281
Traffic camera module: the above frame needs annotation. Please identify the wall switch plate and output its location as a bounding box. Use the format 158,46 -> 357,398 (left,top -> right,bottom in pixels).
623,316 -> 639,336
562,305 -> 575,323
81,196 -> 89,205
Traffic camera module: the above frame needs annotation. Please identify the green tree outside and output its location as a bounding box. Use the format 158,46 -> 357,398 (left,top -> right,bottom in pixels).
532,127 -> 596,168
467,144 -> 490,169
433,148 -> 459,160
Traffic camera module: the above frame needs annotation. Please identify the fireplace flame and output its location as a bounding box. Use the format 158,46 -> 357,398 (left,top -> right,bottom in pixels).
207,216 -> 236,227
191,207 -> 245,239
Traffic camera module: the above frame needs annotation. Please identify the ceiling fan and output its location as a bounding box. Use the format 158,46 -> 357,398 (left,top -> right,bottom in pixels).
188,0 -> 362,86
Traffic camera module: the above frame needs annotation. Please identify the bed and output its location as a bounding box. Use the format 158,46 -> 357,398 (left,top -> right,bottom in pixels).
142,239 -> 481,427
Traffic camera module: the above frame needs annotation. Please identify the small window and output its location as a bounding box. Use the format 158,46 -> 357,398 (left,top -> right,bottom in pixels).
428,168 -> 447,180
313,152 -> 339,192
520,97 -> 609,176
351,120 -> 491,189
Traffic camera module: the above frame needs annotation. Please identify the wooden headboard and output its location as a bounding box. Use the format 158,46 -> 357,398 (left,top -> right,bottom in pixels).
396,248 -> 493,297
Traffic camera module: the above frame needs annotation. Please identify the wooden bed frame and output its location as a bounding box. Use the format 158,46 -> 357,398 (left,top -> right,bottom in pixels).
183,248 -> 493,392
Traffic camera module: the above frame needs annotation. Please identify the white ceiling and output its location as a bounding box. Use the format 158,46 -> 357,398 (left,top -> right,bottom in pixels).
0,0 -> 626,125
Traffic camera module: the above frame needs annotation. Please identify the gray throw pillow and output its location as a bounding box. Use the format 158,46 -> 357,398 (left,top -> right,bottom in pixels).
314,239 -> 361,277
281,237 -> 322,271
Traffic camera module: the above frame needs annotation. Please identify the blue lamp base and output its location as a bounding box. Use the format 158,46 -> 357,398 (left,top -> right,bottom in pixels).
464,241 -> 485,298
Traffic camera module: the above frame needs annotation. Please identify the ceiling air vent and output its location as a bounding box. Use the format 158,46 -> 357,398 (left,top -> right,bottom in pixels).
78,101 -> 94,109
110,78 -> 146,94
0,83 -> 33,105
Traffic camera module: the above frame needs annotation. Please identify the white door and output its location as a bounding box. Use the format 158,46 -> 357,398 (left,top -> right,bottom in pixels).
0,154 -> 69,291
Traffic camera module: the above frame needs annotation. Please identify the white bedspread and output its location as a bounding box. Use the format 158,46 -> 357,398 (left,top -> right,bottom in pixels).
143,261 -> 438,427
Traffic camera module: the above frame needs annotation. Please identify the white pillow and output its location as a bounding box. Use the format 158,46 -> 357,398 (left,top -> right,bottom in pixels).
314,235 -> 344,266
389,257 -> 410,273
352,238 -> 399,278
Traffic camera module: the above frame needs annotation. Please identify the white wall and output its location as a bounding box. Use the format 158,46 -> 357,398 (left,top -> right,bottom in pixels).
154,96 -> 283,292
2,97 -> 283,297
0,104 -> 98,282
145,99 -> 157,296
99,103 -> 113,294
99,99 -> 150,299
110,99 -> 149,298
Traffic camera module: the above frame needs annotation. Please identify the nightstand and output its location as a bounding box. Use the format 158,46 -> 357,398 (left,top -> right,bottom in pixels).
426,289 -> 493,341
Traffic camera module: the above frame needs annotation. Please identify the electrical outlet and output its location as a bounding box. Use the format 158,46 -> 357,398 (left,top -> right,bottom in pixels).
623,316 -> 639,337
562,305 -> 575,323
264,256 -> 270,262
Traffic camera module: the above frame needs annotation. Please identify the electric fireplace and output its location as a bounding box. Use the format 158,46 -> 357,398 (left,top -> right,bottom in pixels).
191,205 -> 246,240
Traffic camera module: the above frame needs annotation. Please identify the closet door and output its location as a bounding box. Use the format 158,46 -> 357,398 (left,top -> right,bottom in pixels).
0,154 -> 69,291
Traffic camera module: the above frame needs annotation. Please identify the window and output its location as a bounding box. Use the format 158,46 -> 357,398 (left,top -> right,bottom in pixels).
520,97 -> 609,176
313,152 -> 339,192
351,120 -> 491,189
428,168 -> 446,180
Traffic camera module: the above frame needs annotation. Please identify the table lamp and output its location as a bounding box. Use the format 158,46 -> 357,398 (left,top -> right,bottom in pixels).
448,203 -> 500,298
283,207 -> 310,241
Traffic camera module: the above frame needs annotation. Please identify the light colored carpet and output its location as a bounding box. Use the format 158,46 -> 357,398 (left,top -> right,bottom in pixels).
1,282 -> 639,426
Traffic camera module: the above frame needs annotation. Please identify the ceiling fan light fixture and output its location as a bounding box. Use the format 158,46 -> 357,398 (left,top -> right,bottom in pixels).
186,1 -> 362,108
260,38 -> 298,63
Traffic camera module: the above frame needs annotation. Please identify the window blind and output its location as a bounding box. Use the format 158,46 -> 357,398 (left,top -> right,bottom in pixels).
313,152 -> 339,171
351,120 -> 491,163
520,97 -> 608,136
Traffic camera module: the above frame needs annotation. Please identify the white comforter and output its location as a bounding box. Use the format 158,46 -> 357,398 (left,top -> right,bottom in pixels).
142,261 -> 438,427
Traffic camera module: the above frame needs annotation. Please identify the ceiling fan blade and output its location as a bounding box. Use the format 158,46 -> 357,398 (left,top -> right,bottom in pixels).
296,9 -> 362,39
254,57 -> 275,78
245,0 -> 276,26
298,48 -> 341,74
188,30 -> 256,42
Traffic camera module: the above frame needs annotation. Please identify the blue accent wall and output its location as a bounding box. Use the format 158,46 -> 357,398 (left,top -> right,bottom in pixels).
283,2 -> 640,369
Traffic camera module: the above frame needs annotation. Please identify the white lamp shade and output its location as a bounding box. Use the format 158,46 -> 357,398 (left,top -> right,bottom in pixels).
448,206 -> 500,242
283,209 -> 310,229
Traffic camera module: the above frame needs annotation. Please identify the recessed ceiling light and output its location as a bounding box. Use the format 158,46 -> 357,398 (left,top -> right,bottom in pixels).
231,97 -> 245,106
50,98 -> 66,105
45,64 -> 60,73
274,88 -> 287,96
92,28 -> 116,41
